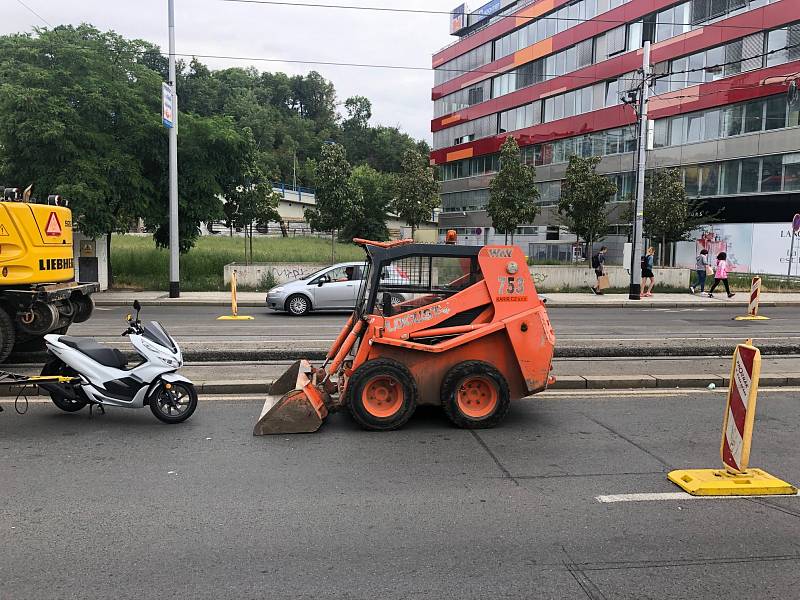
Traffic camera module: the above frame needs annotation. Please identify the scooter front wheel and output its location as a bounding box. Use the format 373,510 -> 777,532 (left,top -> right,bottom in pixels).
149,381 -> 198,424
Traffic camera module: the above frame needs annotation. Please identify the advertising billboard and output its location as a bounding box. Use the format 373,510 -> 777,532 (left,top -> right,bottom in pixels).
675,222 -> 800,275
450,4 -> 468,34
475,0 -> 501,17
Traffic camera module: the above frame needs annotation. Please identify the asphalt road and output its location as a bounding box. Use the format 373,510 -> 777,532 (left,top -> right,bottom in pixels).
56,304 -> 800,358
3,389 -> 800,599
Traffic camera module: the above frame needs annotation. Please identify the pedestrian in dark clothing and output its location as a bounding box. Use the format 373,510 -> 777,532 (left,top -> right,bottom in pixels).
590,246 -> 608,295
707,252 -> 735,298
690,249 -> 710,294
642,247 -> 656,296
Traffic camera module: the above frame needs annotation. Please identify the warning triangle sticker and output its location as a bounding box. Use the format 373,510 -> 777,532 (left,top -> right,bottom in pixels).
45,212 -> 62,236
0,224 -> 9,237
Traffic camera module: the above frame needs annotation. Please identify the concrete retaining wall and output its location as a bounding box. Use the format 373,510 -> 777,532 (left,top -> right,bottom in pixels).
530,265 -> 689,291
224,263 -> 328,287
225,262 -> 689,291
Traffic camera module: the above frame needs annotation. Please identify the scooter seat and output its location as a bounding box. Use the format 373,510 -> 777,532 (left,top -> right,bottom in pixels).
58,336 -> 128,369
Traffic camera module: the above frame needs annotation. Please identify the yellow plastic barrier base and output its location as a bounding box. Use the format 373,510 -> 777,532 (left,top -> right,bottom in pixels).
217,315 -> 255,321
733,315 -> 770,321
668,468 -> 797,496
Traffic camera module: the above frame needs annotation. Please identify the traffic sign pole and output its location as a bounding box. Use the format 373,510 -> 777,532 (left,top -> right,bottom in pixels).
789,214 -> 800,283
167,0 -> 180,298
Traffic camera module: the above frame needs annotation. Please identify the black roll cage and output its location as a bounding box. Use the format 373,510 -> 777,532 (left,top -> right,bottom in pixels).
356,243 -> 483,317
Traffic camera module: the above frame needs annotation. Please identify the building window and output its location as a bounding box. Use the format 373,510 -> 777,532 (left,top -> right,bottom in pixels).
740,158 -> 761,193
743,100 -> 764,133
720,160 -> 740,195
784,154 -> 800,191
760,154 -> 783,192
686,114 -> 704,143
684,165 -> 700,196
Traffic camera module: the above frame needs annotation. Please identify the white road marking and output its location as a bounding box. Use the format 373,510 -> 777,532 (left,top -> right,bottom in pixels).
597,491 -> 800,503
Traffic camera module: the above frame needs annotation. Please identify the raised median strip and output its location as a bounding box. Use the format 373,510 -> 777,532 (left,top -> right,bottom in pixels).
10,339 -> 800,365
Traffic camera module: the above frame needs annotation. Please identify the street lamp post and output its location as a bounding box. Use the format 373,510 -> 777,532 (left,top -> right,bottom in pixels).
629,41 -> 651,300
168,0 -> 180,298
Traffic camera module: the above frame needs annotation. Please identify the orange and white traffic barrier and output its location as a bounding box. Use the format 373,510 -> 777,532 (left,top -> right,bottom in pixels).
217,270 -> 254,321
721,341 -> 760,473
668,339 -> 795,496
734,276 -> 769,321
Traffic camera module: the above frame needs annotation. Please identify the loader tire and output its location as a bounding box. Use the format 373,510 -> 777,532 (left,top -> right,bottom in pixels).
347,358 -> 417,431
0,307 -> 15,363
440,361 -> 510,429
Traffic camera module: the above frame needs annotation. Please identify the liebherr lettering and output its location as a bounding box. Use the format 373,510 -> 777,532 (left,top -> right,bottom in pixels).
38,258 -> 74,271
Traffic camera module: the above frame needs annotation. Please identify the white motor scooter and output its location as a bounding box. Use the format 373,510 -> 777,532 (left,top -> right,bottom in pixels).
40,301 -> 198,423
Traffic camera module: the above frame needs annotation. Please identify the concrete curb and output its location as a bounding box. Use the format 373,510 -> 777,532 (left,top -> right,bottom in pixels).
10,339 -> 800,365
7,373 -> 800,397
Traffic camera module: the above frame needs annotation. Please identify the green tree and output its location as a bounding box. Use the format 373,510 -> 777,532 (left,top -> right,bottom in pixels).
0,25 -> 164,283
226,179 -> 282,263
341,165 -> 391,242
393,149 -> 439,238
147,114 -> 258,253
343,96 -> 372,130
487,137 -> 539,244
558,155 -> 618,257
305,143 -> 355,262
643,168 -> 708,265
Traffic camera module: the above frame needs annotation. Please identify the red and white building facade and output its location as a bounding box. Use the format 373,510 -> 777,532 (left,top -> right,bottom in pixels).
432,0 -> 800,257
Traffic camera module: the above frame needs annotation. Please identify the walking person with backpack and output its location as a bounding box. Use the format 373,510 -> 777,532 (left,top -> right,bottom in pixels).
690,249 -> 710,294
707,252 -> 735,298
590,246 -> 608,295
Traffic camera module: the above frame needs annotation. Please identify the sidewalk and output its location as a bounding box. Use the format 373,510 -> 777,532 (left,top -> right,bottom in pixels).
93,290 -> 800,308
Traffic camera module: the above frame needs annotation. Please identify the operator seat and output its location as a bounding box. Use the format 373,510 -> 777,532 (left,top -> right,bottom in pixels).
58,336 -> 128,369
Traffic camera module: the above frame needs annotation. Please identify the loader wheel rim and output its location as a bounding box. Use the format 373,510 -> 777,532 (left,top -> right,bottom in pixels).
456,377 -> 498,419
362,375 -> 404,419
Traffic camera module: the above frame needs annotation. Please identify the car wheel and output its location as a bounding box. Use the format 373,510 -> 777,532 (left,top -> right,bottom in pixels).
286,294 -> 311,316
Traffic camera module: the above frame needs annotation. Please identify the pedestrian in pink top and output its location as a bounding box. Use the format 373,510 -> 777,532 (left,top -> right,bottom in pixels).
707,252 -> 735,298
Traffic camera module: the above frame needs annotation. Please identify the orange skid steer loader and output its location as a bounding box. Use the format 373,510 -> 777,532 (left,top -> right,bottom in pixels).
254,239 -> 556,434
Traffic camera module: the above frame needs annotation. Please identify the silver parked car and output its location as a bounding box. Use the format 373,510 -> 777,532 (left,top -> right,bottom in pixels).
266,262 -> 407,316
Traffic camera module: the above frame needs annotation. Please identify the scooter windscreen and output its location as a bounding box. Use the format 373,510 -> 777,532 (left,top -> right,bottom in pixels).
142,321 -> 177,352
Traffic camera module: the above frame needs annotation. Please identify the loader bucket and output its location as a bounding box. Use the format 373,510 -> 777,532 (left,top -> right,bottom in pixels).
253,359 -> 329,435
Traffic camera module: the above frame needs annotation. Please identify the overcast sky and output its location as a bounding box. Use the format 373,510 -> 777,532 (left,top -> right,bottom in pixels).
3,0 -> 460,141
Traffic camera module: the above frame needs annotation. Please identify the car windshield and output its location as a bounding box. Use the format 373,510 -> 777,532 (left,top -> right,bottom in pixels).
142,321 -> 175,351
302,266 -> 334,282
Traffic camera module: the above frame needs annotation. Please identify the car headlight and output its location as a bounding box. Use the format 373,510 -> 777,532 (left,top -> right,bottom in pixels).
269,287 -> 285,294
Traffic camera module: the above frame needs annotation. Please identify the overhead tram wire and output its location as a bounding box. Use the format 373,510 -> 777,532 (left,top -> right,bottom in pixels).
14,0 -> 52,27
23,39 -> 799,90
218,0 -> 781,32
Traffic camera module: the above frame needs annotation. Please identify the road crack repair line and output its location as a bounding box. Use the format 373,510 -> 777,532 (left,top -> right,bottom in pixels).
468,430 -> 519,486
567,553 -> 800,572
561,546 -> 609,600
581,413 -> 673,470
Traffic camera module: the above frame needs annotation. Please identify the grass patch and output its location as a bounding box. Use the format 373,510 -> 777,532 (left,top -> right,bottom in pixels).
111,234 -> 364,291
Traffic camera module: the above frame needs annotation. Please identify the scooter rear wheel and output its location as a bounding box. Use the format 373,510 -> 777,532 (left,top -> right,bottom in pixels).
149,381 -> 198,424
41,358 -> 88,413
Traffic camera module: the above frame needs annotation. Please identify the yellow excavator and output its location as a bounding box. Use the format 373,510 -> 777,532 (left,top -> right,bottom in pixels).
0,186 -> 98,362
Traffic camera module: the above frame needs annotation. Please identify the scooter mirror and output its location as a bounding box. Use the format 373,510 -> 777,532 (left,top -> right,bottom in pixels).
133,300 -> 141,312
126,313 -> 132,321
